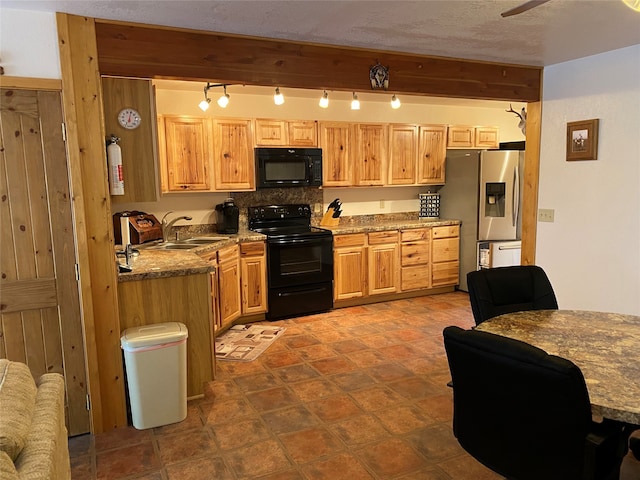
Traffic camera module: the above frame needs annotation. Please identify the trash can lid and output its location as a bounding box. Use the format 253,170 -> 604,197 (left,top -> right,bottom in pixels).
120,322 -> 188,349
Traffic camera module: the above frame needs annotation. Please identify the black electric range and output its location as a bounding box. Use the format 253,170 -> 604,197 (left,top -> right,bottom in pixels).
248,204 -> 333,319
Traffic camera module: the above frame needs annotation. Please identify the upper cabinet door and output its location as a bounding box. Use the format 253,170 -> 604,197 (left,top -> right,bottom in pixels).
320,122 -> 353,187
255,119 -> 288,146
354,124 -> 387,186
161,115 -> 212,191
288,121 -> 318,147
388,124 -> 418,185
417,125 -> 447,184
212,118 -> 255,191
102,77 -> 158,202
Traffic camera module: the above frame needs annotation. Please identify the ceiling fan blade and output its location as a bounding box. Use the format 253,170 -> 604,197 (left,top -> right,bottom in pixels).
501,0 -> 552,17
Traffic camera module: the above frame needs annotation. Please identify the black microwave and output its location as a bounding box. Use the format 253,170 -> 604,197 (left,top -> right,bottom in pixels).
255,147 -> 322,188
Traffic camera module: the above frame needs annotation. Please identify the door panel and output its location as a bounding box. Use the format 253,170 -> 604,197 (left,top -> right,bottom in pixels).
0,88 -> 90,435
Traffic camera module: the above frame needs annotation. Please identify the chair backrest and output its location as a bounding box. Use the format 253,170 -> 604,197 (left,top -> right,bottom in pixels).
443,326 -> 592,480
466,265 -> 558,325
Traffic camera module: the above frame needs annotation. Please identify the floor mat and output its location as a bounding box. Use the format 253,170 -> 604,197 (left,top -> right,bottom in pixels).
215,324 -> 286,362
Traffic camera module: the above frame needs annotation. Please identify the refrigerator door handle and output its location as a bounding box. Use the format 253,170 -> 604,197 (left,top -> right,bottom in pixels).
513,164 -> 520,227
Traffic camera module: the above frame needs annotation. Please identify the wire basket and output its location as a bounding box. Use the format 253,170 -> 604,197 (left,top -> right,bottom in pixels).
419,192 -> 440,218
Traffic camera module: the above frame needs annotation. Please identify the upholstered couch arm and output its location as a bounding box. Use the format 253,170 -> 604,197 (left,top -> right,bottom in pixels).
14,373 -> 71,480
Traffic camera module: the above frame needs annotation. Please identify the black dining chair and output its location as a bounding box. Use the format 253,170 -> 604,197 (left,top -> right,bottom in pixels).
442,325 -> 628,480
466,265 -> 558,326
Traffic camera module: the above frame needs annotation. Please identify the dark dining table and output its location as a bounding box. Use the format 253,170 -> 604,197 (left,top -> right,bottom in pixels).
475,309 -> 640,426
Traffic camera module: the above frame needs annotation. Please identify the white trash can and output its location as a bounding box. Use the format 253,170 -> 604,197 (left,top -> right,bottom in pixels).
120,322 -> 188,429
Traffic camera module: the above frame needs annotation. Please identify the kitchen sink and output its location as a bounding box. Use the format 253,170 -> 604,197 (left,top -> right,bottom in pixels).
140,236 -> 229,250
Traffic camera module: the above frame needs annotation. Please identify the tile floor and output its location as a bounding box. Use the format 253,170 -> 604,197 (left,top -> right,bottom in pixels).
69,292 -> 640,480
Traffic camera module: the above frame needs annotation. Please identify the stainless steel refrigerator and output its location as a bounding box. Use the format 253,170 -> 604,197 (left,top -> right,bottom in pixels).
439,149 -> 524,291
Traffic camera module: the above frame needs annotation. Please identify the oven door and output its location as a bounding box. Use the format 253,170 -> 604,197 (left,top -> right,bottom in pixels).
257,155 -> 311,188
267,235 -> 333,288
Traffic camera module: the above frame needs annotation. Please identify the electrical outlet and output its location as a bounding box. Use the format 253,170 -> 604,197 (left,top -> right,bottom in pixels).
380,199 -> 386,208
538,208 -> 555,222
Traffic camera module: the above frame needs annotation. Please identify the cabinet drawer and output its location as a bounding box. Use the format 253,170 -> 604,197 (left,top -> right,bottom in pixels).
401,228 -> 430,242
432,261 -> 459,287
334,233 -> 366,248
217,245 -> 239,263
432,225 -> 460,239
199,250 -> 218,264
402,265 -> 430,291
240,241 -> 265,256
432,237 -> 459,262
401,242 -> 430,266
368,231 -> 399,245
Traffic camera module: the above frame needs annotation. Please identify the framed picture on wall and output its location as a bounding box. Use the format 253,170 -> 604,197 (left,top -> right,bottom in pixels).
566,119 -> 599,161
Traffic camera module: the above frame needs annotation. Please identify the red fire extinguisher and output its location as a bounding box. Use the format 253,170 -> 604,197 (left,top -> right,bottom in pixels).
107,135 -> 124,195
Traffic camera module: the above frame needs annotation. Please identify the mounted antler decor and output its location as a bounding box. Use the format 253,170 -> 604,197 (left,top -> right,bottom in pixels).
369,61 -> 390,90
507,104 -> 527,135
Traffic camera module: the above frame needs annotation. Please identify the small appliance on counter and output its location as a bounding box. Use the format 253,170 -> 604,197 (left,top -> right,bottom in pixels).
215,198 -> 239,234
113,211 -> 163,245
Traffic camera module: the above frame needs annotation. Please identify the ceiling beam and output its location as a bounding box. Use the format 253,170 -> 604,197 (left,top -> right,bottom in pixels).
95,21 -> 542,103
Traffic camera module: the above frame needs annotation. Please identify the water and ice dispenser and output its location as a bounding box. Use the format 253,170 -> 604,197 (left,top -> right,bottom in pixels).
485,182 -> 506,218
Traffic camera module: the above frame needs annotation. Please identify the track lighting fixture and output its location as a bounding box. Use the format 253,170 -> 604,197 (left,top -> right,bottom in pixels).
198,82 -> 229,111
217,85 -> 229,108
391,94 -> 401,109
319,90 -> 329,108
351,92 -> 360,110
274,87 -> 285,105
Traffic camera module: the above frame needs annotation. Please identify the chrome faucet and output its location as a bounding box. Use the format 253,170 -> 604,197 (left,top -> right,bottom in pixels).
161,211 -> 193,242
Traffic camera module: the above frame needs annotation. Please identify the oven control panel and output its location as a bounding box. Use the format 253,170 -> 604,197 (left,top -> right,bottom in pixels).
249,204 -> 311,221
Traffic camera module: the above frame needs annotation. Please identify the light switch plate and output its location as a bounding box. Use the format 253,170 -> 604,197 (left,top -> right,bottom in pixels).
538,208 -> 555,222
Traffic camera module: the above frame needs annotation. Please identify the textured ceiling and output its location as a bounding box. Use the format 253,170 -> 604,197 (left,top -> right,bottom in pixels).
2,0 -> 639,67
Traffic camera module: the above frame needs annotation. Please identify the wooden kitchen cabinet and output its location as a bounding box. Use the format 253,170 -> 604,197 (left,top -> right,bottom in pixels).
388,124 -> 418,185
431,225 -> 460,287
117,273 -> 214,397
447,125 -> 499,149
216,245 -> 242,329
212,118 -> 255,191
354,123 -> 387,186
417,125 -> 447,184
400,228 -> 431,291
159,115 -> 213,192
367,231 -> 400,295
333,234 -> 367,301
102,77 -> 158,203
255,119 -> 317,146
240,241 -> 267,315
320,121 -> 354,187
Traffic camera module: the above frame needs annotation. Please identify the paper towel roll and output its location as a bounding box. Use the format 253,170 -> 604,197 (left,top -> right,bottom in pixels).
120,216 -> 131,246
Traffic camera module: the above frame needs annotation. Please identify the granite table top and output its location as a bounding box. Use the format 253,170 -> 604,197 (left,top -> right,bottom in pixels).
320,218 -> 460,235
476,309 -> 640,425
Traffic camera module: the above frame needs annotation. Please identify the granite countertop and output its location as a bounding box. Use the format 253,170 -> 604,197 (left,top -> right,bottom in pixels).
320,218 -> 460,235
476,309 -> 640,425
117,229 -> 265,282
117,218 -> 461,281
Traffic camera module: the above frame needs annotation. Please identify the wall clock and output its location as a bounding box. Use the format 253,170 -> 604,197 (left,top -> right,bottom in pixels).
117,108 -> 142,130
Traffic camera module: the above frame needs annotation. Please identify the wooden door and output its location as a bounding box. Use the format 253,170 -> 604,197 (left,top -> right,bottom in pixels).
388,124 -> 418,185
161,115 -> 212,191
333,234 -> 367,301
217,246 -> 241,329
355,124 -> 387,186
212,118 -> 255,191
255,119 -> 287,146
319,122 -> 353,186
288,121 -> 317,146
417,125 -> 447,184
0,88 -> 90,435
240,242 -> 267,315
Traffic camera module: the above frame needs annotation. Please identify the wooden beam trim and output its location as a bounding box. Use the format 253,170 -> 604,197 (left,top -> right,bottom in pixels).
94,21 -> 542,102
0,77 -> 62,91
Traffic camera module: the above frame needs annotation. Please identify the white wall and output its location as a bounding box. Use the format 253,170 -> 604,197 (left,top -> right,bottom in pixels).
537,44 -> 640,315
0,8 -> 60,78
